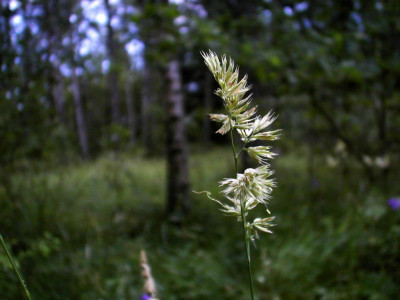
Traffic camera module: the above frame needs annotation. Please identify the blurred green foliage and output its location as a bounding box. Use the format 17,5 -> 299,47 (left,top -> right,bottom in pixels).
1,147 -> 399,299
2,0 -> 399,163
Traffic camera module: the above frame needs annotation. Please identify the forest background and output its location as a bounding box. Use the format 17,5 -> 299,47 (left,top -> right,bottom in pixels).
1,0 -> 400,299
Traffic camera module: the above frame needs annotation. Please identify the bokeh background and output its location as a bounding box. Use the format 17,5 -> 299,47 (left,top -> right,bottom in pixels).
1,0 -> 400,299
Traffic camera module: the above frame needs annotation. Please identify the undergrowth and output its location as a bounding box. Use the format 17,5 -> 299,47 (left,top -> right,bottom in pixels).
1,146 -> 399,299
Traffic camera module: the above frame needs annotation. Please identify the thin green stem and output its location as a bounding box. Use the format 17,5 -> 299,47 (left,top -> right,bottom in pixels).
229,128 -> 238,172
237,143 -> 248,159
0,234 -> 32,300
240,201 -> 255,300
228,125 -> 255,300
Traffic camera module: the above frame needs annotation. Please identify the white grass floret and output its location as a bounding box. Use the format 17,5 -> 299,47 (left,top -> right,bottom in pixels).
199,50 -> 281,241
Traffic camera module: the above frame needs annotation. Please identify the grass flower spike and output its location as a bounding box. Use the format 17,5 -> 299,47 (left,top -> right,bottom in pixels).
140,250 -> 159,300
200,50 -> 280,241
199,50 -> 281,300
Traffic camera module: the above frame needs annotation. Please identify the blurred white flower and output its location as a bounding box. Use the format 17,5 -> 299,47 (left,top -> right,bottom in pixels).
363,155 -> 373,166
326,155 -> 339,168
375,155 -> 390,169
335,140 -> 346,153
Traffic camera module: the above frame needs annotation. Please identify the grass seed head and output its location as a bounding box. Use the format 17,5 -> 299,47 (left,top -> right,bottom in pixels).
200,50 -> 281,242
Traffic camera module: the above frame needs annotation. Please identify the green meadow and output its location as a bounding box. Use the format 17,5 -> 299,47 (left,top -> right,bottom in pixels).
1,147 -> 398,299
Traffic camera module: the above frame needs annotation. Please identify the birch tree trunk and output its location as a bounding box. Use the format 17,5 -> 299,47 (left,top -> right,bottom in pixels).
165,59 -> 190,218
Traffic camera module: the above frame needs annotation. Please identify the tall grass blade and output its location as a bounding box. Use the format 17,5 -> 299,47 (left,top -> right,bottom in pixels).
0,234 -> 32,300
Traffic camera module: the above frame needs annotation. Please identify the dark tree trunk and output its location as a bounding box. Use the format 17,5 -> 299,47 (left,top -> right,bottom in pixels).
52,70 -> 66,125
1,1 -> 13,77
165,59 -> 190,218
21,0 -> 32,93
104,0 -> 121,125
72,69 -> 89,159
203,72 -> 212,143
141,66 -> 156,152
125,73 -> 135,145
108,72 -> 121,125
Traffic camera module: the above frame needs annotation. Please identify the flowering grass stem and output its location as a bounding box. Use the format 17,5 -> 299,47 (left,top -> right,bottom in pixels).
230,125 -> 238,172
240,201 -> 255,300
200,50 -> 280,300
0,234 -> 32,300
229,123 -> 255,300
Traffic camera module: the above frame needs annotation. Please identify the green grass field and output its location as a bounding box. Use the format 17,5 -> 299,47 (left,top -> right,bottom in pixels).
1,147 -> 399,299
